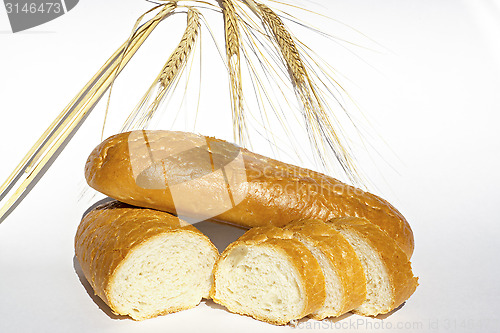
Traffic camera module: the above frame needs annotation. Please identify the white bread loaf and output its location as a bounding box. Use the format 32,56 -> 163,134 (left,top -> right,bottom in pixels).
284,219 -> 367,319
84,130 -> 415,258
327,217 -> 418,316
74,201 -> 219,320
210,226 -> 326,325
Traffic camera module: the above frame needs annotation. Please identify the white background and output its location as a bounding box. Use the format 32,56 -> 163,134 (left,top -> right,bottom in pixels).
1,0 -> 499,332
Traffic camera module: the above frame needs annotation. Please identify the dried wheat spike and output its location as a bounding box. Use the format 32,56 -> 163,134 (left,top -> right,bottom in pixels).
160,8 -> 200,88
221,0 -> 247,146
123,8 -> 201,130
245,0 -> 359,182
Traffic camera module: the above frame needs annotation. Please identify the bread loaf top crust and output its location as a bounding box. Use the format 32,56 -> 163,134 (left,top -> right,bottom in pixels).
85,130 -> 414,258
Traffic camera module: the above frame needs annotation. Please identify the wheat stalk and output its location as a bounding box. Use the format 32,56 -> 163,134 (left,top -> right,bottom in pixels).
242,0 -> 359,182
221,0 -> 249,146
122,8 -> 201,131
0,3 -> 177,221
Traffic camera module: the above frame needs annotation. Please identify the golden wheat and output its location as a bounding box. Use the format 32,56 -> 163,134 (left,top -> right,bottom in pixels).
241,0 -> 359,182
122,7 -> 201,131
0,0 -> 365,221
0,3 -> 177,221
221,0 -> 249,146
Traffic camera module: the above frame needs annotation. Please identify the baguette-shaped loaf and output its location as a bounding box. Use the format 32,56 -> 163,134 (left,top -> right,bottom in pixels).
284,219 -> 367,319
75,201 -> 218,320
85,130 -> 414,258
210,226 -> 326,325
326,217 -> 418,316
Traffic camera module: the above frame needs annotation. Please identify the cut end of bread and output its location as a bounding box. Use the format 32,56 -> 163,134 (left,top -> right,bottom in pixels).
284,219 -> 367,319
328,217 -> 418,317
291,234 -> 343,320
212,242 -> 308,325
107,231 -> 218,320
336,228 -> 393,316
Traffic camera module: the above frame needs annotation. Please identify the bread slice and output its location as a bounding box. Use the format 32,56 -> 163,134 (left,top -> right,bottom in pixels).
284,219 -> 366,319
327,217 -> 418,316
210,226 -> 326,325
75,201 -> 219,320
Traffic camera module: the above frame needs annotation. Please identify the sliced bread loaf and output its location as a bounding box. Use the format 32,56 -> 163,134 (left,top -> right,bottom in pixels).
327,217 -> 418,316
75,201 -> 219,320
210,226 -> 326,325
284,219 -> 367,319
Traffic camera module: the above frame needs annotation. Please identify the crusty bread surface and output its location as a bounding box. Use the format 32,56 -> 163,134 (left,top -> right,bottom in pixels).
85,130 -> 414,258
74,201 -> 219,320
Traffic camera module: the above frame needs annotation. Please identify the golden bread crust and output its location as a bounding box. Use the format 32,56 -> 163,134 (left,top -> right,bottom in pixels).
85,130 -> 414,258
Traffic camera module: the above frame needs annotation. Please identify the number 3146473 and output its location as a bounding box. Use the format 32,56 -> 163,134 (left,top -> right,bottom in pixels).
5,2 -> 62,14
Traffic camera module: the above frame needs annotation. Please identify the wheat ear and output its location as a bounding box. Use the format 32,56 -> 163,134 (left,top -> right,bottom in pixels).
122,8 -> 201,131
243,0 -> 359,182
221,0 -> 248,146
